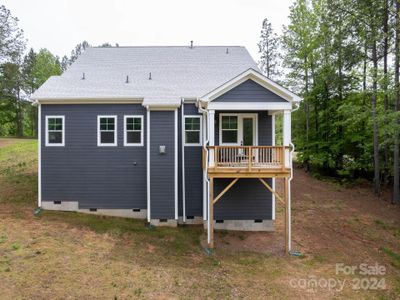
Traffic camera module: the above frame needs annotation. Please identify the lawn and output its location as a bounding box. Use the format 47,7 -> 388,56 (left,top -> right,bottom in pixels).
0,138 -> 399,299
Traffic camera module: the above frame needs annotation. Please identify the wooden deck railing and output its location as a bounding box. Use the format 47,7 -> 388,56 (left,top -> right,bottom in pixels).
207,146 -> 289,171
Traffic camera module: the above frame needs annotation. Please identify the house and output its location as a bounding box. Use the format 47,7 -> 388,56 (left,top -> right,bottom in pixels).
32,45 -> 301,251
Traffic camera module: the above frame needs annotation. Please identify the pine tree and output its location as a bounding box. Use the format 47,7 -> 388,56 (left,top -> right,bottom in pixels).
258,18 -> 280,79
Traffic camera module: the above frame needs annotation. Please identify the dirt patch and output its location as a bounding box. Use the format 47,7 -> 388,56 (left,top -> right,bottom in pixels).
0,138 -> 15,148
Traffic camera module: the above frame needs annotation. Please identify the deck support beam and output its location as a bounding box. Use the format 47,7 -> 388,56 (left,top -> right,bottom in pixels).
213,178 -> 239,204
258,178 -> 285,205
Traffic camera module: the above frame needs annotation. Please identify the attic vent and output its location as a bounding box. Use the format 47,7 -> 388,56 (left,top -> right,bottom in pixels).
126,75 -> 129,83
82,72 -> 85,80
226,48 -> 229,54
149,72 -> 152,80
190,40 -> 193,49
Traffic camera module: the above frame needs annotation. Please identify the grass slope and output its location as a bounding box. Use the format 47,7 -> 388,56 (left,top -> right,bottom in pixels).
0,138 -> 399,299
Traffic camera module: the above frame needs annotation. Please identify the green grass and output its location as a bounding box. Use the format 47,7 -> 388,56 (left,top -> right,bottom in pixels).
0,138 -> 37,206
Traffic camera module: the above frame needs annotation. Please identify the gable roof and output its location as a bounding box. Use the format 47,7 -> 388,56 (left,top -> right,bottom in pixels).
32,46 -> 259,105
200,68 -> 302,103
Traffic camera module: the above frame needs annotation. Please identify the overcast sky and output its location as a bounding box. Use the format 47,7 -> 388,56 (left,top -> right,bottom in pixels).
3,0 -> 294,61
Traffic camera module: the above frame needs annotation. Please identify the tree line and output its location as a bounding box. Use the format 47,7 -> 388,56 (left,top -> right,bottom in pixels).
258,0 -> 399,203
0,5 -> 113,138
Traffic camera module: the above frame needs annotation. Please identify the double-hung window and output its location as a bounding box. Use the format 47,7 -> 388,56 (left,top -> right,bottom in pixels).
98,116 -> 117,146
124,115 -> 143,146
221,115 -> 238,144
184,116 -> 202,146
45,116 -> 65,146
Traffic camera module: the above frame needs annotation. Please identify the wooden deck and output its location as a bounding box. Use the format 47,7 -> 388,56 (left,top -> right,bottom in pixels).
204,145 -> 292,251
206,146 -> 291,178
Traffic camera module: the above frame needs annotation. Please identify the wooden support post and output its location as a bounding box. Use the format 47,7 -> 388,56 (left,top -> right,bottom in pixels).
208,177 -> 214,249
284,177 -> 289,253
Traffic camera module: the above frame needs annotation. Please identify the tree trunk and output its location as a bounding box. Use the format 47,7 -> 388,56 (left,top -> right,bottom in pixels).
383,0 -> 390,185
16,88 -> 24,138
371,40 -> 380,195
393,0 -> 400,204
304,57 -> 310,172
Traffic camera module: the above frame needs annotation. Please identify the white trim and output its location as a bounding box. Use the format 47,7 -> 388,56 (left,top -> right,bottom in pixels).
201,68 -> 302,103
207,102 -> 292,111
146,108 -> 151,222
123,115 -> 144,146
34,97 -> 142,103
97,115 -> 118,147
38,104 -> 42,207
45,115 -> 65,147
181,103 -> 186,222
183,115 -> 202,146
219,113 -> 258,146
202,113 -> 208,221
271,114 -> 276,220
174,109 -> 178,220
146,106 -> 180,111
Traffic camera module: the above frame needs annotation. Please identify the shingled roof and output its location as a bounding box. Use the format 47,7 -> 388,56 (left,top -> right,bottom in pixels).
32,46 -> 259,106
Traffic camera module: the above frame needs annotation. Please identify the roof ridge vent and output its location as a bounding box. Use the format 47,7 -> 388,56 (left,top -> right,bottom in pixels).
82,72 -> 85,80
190,40 -> 193,49
149,72 -> 152,80
126,75 -> 129,83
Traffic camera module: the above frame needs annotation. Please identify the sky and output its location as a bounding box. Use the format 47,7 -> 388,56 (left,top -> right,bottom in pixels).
3,0 -> 293,62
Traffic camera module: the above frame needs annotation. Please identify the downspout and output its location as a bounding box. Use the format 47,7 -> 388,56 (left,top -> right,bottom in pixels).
181,98 -> 186,223
197,99 -> 210,221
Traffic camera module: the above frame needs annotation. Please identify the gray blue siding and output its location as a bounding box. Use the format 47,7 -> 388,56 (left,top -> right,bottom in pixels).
214,79 -> 287,103
149,111 -> 175,219
180,104 -> 203,218
41,104 -> 147,209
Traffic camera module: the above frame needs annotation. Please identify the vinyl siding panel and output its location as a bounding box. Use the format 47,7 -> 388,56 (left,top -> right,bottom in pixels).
41,104 -> 147,209
149,111 -> 175,219
178,104 -> 203,218
213,79 -> 288,103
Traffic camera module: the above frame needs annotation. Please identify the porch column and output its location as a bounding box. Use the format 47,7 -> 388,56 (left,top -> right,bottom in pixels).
283,110 -> 291,168
282,109 -> 292,253
208,110 -> 215,166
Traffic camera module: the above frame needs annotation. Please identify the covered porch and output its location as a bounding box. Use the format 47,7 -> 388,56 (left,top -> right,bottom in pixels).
197,69 -> 300,253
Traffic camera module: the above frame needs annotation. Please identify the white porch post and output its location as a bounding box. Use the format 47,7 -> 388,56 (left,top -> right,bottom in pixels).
207,110 -> 215,245
208,110 -> 215,166
283,110 -> 291,167
283,109 -> 292,252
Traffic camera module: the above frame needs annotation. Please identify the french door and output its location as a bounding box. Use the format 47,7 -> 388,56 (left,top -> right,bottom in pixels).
219,114 -> 257,146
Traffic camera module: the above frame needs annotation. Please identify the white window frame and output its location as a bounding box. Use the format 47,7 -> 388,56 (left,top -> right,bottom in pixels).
97,115 -> 117,146
45,115 -> 65,147
184,115 -> 202,146
124,115 -> 144,146
219,113 -> 258,146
